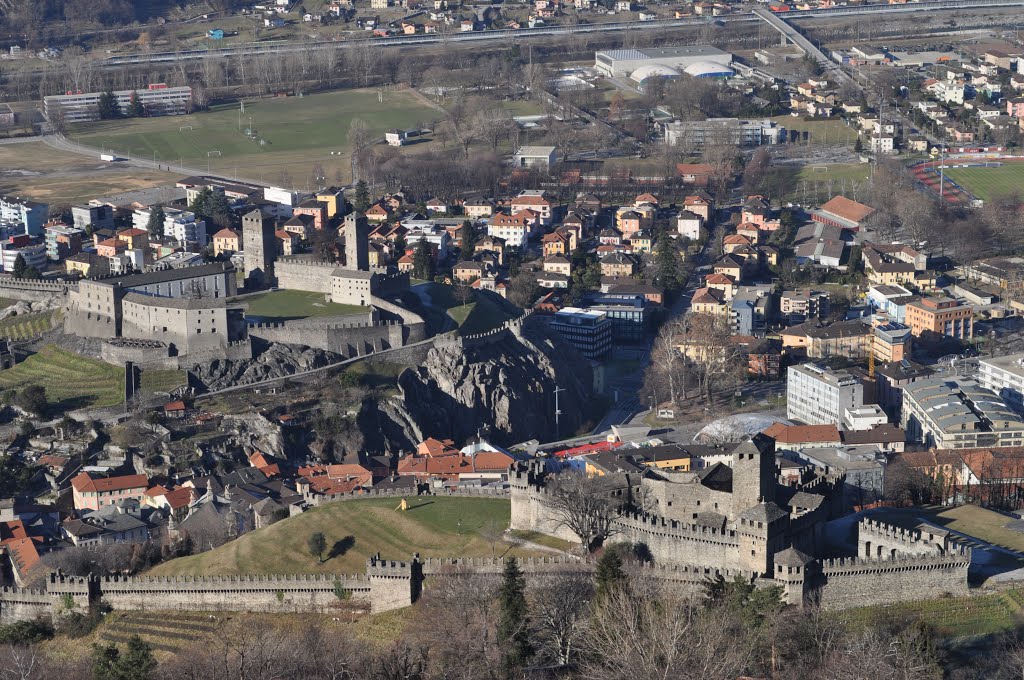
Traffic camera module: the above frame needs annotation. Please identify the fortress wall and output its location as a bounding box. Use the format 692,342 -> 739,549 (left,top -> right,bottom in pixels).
0,277 -> 74,303
816,550 -> 971,610
275,259 -> 335,295
0,587 -> 57,624
857,518 -> 945,558
609,512 -> 743,571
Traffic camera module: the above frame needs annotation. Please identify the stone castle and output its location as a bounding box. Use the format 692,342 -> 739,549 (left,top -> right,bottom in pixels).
510,436 -> 971,609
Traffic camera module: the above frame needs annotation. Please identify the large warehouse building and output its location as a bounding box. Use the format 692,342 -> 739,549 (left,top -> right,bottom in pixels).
594,46 -> 733,79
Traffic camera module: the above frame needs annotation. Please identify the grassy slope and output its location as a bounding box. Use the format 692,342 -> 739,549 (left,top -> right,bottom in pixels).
242,289 -> 368,320
942,164 -> 1024,202
0,345 -> 124,409
0,309 -> 60,341
424,284 -> 512,335
70,88 -> 442,183
149,497 -> 558,577
839,589 -> 1024,639
139,369 -> 188,394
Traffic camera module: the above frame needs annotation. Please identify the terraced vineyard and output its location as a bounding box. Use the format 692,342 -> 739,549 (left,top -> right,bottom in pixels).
0,309 -> 60,341
98,611 -> 220,655
839,589 -> 1024,639
0,345 -> 124,409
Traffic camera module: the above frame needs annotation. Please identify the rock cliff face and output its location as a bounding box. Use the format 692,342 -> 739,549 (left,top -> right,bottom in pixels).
360,318 -> 594,452
191,342 -> 340,392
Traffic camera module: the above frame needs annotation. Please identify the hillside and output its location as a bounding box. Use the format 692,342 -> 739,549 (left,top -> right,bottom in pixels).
150,496 -> 563,576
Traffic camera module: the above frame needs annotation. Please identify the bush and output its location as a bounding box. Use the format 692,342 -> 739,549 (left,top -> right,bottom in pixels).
15,385 -> 47,416
0,619 -> 54,644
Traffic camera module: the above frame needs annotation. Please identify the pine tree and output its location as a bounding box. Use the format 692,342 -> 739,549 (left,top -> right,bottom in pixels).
91,635 -> 155,680
353,180 -> 370,212
128,90 -> 144,118
11,254 -> 26,279
594,549 -> 625,601
97,87 -> 121,120
496,557 -> 532,673
460,220 -> 476,254
412,238 -> 434,281
308,532 -> 326,564
652,233 -> 682,292
146,205 -> 165,241
854,136 -> 864,153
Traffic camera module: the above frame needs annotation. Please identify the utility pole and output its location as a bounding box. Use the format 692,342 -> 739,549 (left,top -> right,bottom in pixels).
553,385 -> 565,439
939,139 -> 946,201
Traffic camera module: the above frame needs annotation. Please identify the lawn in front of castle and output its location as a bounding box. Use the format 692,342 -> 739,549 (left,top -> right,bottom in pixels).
148,496 -> 567,577
241,289 -> 369,322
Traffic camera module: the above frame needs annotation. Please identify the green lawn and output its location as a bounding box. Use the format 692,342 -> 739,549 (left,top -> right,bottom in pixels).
69,88 -> 443,185
241,289 -> 370,321
0,345 -> 124,410
941,163 -> 1024,203
0,309 -> 60,341
148,497 -> 557,577
424,284 -> 512,336
838,589 -> 1024,639
139,369 -> 187,394
772,115 -> 859,145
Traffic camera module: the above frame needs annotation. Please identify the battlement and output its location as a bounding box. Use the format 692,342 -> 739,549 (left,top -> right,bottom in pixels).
367,552 -> 419,578
615,508 -> 740,547
0,586 -> 53,603
0,277 -> 73,292
820,547 -> 971,576
420,555 -> 586,574
859,518 -> 925,544
97,572 -> 368,590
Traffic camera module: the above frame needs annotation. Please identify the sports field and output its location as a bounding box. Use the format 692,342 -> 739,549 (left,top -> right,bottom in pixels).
148,496 -> 566,576
941,163 -> 1024,203
69,88 -> 444,185
0,344 -> 124,409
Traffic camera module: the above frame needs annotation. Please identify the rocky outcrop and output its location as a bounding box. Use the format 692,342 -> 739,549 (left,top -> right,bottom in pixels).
359,317 -> 593,452
0,295 -> 62,321
189,341 -> 341,392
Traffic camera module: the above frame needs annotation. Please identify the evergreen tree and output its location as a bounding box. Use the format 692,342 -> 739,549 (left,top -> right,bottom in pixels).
190,188 -> 234,228
460,220 -> 476,254
97,87 -> 121,120
652,233 -> 683,293
594,549 -> 626,601
91,635 -> 156,680
308,532 -> 327,564
128,90 -> 144,118
11,254 -> 26,279
854,136 -> 863,153
496,557 -> 532,673
353,180 -> 370,212
146,205 -> 165,241
412,238 -> 434,280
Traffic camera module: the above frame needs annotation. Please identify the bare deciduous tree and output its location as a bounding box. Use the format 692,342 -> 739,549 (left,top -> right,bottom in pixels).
546,472 -> 626,552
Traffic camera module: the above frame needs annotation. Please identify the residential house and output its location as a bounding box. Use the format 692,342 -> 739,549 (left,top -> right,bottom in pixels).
71,472 -> 149,513
600,252 -> 636,277
212,228 -> 242,256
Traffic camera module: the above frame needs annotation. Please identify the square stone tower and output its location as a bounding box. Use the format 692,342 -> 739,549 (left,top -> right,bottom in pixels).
242,209 -> 275,289
343,211 -> 369,271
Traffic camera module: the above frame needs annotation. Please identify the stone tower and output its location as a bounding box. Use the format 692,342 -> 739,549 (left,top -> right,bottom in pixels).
731,435 -> 776,507
242,209 -> 275,289
343,211 -> 369,271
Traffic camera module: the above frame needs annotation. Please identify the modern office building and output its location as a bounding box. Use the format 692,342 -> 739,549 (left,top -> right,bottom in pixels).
549,307 -> 613,359
787,363 -> 864,426
663,118 -> 785,148
901,377 -> 1024,449
72,204 -> 115,232
44,225 -> 85,261
905,296 -> 973,341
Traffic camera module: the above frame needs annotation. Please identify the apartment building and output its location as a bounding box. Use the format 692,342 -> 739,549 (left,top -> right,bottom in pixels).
1,196 -> 49,236
905,296 -> 973,341
780,289 -> 830,325
787,363 -> 864,426
44,85 -> 192,123
979,352 -> 1024,415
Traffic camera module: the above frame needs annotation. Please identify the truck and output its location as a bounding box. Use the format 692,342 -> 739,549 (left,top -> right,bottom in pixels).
100,153 -> 116,162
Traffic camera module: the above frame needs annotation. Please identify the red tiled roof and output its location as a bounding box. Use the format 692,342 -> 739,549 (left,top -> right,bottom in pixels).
763,423 -> 841,444
71,472 -> 148,494
397,451 -> 514,477
418,437 -> 459,458
819,196 -> 876,224
212,227 -> 240,240
164,400 -> 186,412
7,537 -> 39,575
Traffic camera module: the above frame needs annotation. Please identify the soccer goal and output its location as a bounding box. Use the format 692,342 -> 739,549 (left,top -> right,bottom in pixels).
207,150 -> 222,157
811,165 -> 828,173
179,125 -> 193,132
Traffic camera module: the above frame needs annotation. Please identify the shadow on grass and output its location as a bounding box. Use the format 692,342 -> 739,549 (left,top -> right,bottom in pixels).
328,535 -> 356,560
405,500 -> 434,511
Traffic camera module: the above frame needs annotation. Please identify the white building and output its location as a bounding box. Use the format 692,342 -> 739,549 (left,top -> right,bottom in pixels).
979,352 -> 1024,415
787,363 -> 864,426
869,134 -> 896,154
676,210 -> 703,240
162,209 -> 208,248
511,146 -> 557,170
0,241 -> 46,272
108,249 -> 145,275
594,45 -> 732,78
403,225 -> 451,259
1,196 -> 49,237
842,405 -> 889,432
43,86 -> 192,124
663,118 -> 785,148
